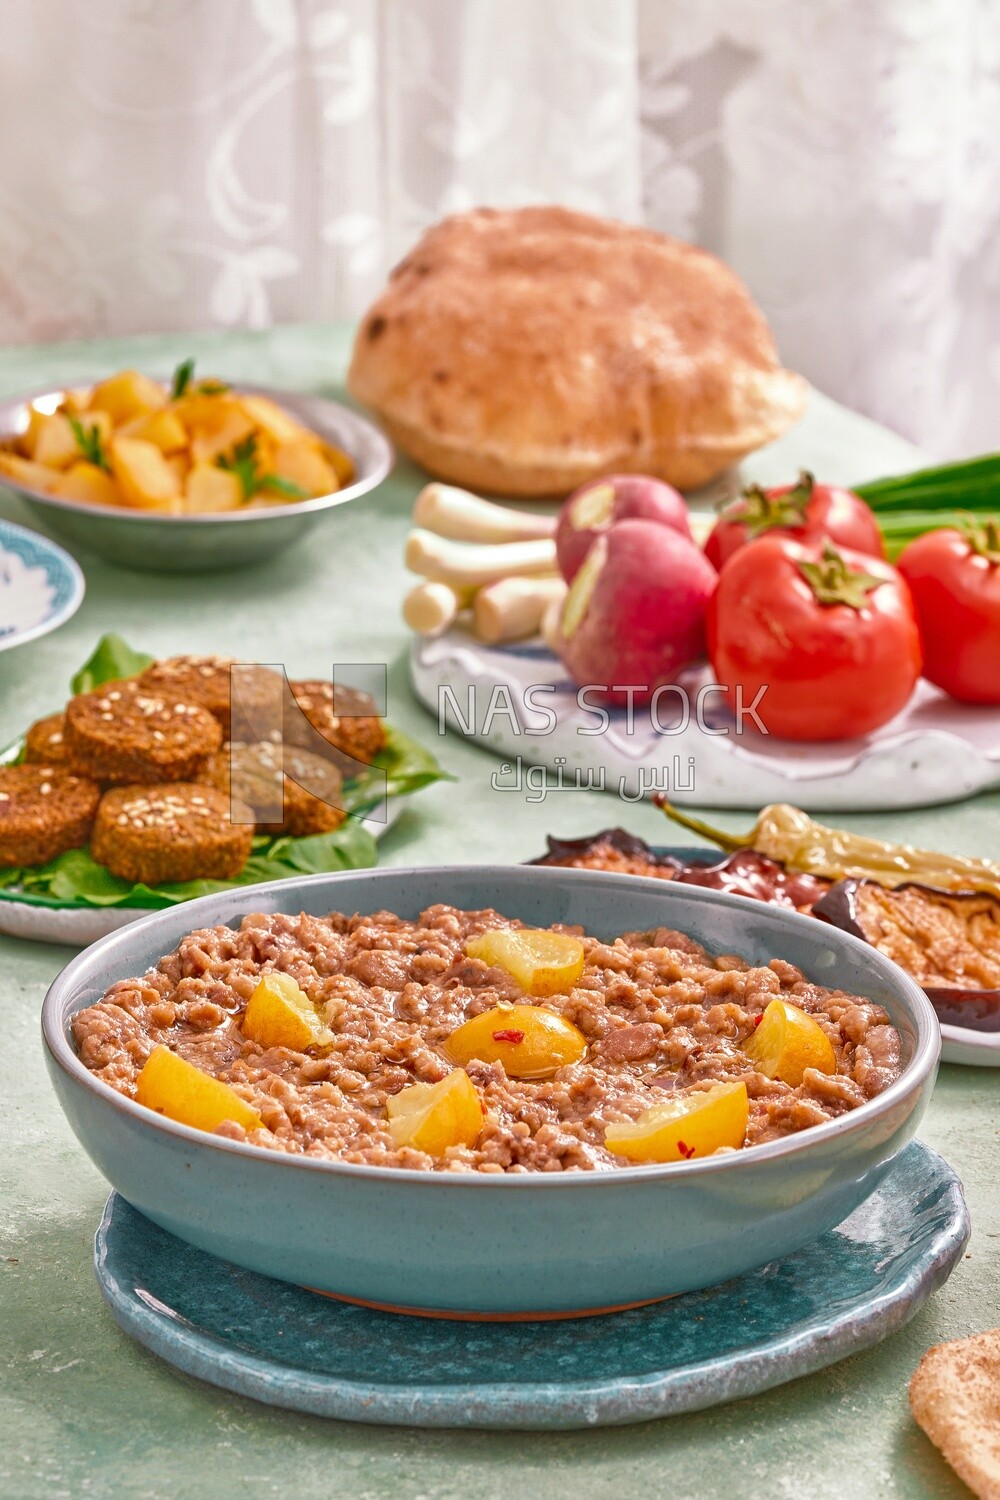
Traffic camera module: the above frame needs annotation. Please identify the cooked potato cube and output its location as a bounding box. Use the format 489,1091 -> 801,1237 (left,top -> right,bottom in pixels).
118,408 -> 187,455
136,1045 -> 263,1134
61,387 -> 93,415
110,436 -> 183,511
170,392 -> 225,427
0,452 -> 59,492
51,461 -> 120,508
325,443 -> 355,486
239,393 -> 312,446
17,405 -> 48,458
264,440 -> 336,498
34,411 -> 113,470
89,369 -> 167,424
181,397 -> 256,464
185,462 -> 244,512
167,452 -> 191,486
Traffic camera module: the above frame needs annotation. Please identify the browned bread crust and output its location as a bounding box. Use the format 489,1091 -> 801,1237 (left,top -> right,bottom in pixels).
910,1329 -> 1000,1498
348,206 -> 807,495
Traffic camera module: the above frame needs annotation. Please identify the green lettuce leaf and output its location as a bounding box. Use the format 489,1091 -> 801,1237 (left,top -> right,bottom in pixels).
71,634 -> 154,694
340,723 -> 454,816
1,820 -> 379,911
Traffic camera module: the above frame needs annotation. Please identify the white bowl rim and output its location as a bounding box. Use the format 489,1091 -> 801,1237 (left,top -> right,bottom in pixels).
0,515 -> 86,650
0,381 -> 393,526
42,863 -> 941,1189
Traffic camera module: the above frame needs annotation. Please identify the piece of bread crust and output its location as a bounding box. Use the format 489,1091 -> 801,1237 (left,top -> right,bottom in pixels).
909,1329 -> 1000,1498
348,205 -> 807,496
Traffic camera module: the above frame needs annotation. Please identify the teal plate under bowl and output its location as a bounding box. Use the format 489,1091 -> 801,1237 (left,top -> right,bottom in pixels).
94,1139 -> 968,1430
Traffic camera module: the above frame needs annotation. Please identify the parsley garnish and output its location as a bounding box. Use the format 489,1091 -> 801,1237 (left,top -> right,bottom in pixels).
68,416 -> 110,473
170,357 -> 195,400
216,435 -> 259,499
259,473 -> 310,498
169,358 -> 229,400
216,433 -> 309,502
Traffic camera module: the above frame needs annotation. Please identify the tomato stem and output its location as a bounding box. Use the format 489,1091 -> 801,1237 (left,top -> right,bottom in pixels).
962,516 -> 1000,564
798,542 -> 884,609
717,470 -> 815,537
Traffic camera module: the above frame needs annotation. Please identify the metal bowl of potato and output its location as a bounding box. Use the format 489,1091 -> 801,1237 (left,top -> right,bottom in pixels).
0,369 -> 393,573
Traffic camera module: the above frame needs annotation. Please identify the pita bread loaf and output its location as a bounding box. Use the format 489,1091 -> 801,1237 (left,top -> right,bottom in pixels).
910,1329 -> 1000,1498
347,206 -> 807,496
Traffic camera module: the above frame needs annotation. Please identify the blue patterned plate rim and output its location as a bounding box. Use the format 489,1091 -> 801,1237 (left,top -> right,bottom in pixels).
93,1139 -> 969,1430
0,517 -> 85,652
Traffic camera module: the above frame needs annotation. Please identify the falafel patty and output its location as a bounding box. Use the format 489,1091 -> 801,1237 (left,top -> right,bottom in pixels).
137,655 -> 239,738
0,764 -> 101,868
24,712 -> 71,766
202,741 -> 346,837
287,679 -> 385,768
91,784 -> 255,885
65,679 -> 222,784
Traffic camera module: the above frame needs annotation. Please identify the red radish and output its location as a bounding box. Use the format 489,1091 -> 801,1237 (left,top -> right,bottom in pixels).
556,474 -> 691,583
554,519 -> 716,705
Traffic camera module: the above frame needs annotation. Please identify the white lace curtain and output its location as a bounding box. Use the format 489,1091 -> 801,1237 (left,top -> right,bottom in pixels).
1,0 -> 997,459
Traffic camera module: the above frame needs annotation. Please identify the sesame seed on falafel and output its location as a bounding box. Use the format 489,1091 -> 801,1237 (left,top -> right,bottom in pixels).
0,764 -> 101,868
64,679 -> 222,784
91,784 -> 254,885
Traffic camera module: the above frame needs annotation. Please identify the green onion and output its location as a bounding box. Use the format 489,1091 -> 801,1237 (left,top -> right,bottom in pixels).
855,455 -> 1000,513
848,454 -> 1000,557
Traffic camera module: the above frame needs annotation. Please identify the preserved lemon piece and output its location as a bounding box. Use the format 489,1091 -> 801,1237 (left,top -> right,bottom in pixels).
242,972 -> 334,1052
743,999 -> 837,1086
136,1045 -> 262,1134
465,928 -> 585,996
605,1081 -> 749,1163
386,1070 -> 483,1155
445,1003 -> 587,1078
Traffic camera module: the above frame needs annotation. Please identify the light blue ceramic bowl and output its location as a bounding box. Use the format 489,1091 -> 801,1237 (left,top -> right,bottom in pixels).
42,866 -> 940,1317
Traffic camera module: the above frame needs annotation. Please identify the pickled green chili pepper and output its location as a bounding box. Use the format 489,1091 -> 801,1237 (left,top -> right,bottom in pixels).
655,798 -> 1000,899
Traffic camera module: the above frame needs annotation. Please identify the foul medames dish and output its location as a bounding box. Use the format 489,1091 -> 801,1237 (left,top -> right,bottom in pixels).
72,902 -> 902,1172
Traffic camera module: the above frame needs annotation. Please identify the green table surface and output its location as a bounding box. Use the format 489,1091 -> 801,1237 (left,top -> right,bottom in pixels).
0,326 -> 996,1500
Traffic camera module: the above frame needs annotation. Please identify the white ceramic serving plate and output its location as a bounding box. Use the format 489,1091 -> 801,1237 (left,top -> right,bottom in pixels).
0,796 -> 408,947
412,638 -> 1000,814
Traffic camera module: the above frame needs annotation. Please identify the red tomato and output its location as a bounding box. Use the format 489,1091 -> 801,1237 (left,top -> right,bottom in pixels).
707,536 -> 922,741
705,471 -> 885,571
897,525 -> 1000,703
